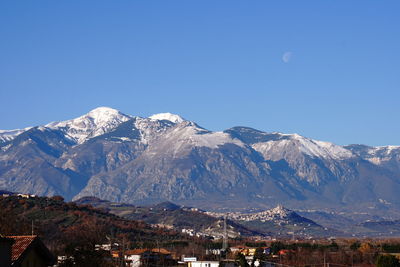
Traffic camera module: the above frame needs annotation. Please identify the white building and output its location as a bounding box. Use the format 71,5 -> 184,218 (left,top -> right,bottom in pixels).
188,261 -> 220,267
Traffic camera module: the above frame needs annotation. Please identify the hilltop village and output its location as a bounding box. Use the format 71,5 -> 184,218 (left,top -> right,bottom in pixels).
2,194 -> 400,266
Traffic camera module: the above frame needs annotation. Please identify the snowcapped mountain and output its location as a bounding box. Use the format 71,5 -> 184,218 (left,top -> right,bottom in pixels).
0,108 -> 188,145
224,126 -> 354,160
346,144 -> 400,165
46,107 -> 132,144
251,133 -> 354,160
0,127 -> 32,143
144,121 -> 245,157
345,144 -> 400,176
2,107 -> 400,215
225,127 -> 358,186
149,112 -> 185,124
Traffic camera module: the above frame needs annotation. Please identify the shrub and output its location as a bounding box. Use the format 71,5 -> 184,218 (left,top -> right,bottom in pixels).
376,254 -> 400,267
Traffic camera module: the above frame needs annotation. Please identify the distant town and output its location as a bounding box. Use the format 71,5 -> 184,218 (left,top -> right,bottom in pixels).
2,193 -> 400,266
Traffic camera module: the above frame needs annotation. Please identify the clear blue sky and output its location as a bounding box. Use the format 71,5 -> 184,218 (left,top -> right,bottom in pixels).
1,1 -> 399,146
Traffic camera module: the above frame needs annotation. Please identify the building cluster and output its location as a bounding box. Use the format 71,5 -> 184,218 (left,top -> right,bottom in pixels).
181,228 -> 211,238
206,205 -> 293,224
2,233 -> 330,267
96,246 -> 235,267
111,248 -> 176,267
230,246 -> 270,256
1,193 -> 36,199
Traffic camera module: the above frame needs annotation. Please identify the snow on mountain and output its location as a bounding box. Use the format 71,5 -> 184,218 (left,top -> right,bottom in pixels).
369,145 -> 400,156
4,107 -> 400,215
359,145 -> 400,165
0,127 -> 32,143
146,121 -> 245,156
252,133 -> 354,160
46,107 -> 132,144
149,113 -> 185,123
132,117 -> 176,144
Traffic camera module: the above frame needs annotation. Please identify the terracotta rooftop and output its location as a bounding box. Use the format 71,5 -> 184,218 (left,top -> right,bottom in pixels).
6,235 -> 36,261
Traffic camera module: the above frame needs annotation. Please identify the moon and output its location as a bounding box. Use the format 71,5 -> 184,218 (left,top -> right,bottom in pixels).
282,51 -> 292,63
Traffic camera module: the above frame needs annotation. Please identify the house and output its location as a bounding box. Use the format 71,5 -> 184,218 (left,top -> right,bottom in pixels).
188,260 -> 219,267
205,249 -> 221,255
3,235 -> 55,267
230,246 -> 246,254
95,242 -> 120,251
230,246 -> 257,256
16,194 -> 36,199
123,249 -> 142,267
262,247 -> 271,255
113,248 -> 176,267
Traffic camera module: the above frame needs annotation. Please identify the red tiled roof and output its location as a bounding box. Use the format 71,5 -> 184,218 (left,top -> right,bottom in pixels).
151,248 -> 171,255
6,235 -> 36,261
125,249 -> 148,255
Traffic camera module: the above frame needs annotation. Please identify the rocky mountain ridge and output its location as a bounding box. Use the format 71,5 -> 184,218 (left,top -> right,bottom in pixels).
1,107 -> 400,217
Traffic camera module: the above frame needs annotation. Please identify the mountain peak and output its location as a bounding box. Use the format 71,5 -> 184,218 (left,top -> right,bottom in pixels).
88,106 -> 120,115
46,107 -> 131,143
149,113 -> 185,123
271,204 -> 291,216
85,107 -> 130,124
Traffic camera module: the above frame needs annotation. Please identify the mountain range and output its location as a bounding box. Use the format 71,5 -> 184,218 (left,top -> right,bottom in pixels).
1,107 -> 400,218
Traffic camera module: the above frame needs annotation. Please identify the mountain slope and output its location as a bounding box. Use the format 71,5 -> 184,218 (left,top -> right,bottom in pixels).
0,127 -> 81,199
2,107 -> 400,217
0,127 -> 32,143
75,197 -> 261,238
46,107 -> 132,144
206,205 -> 340,238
